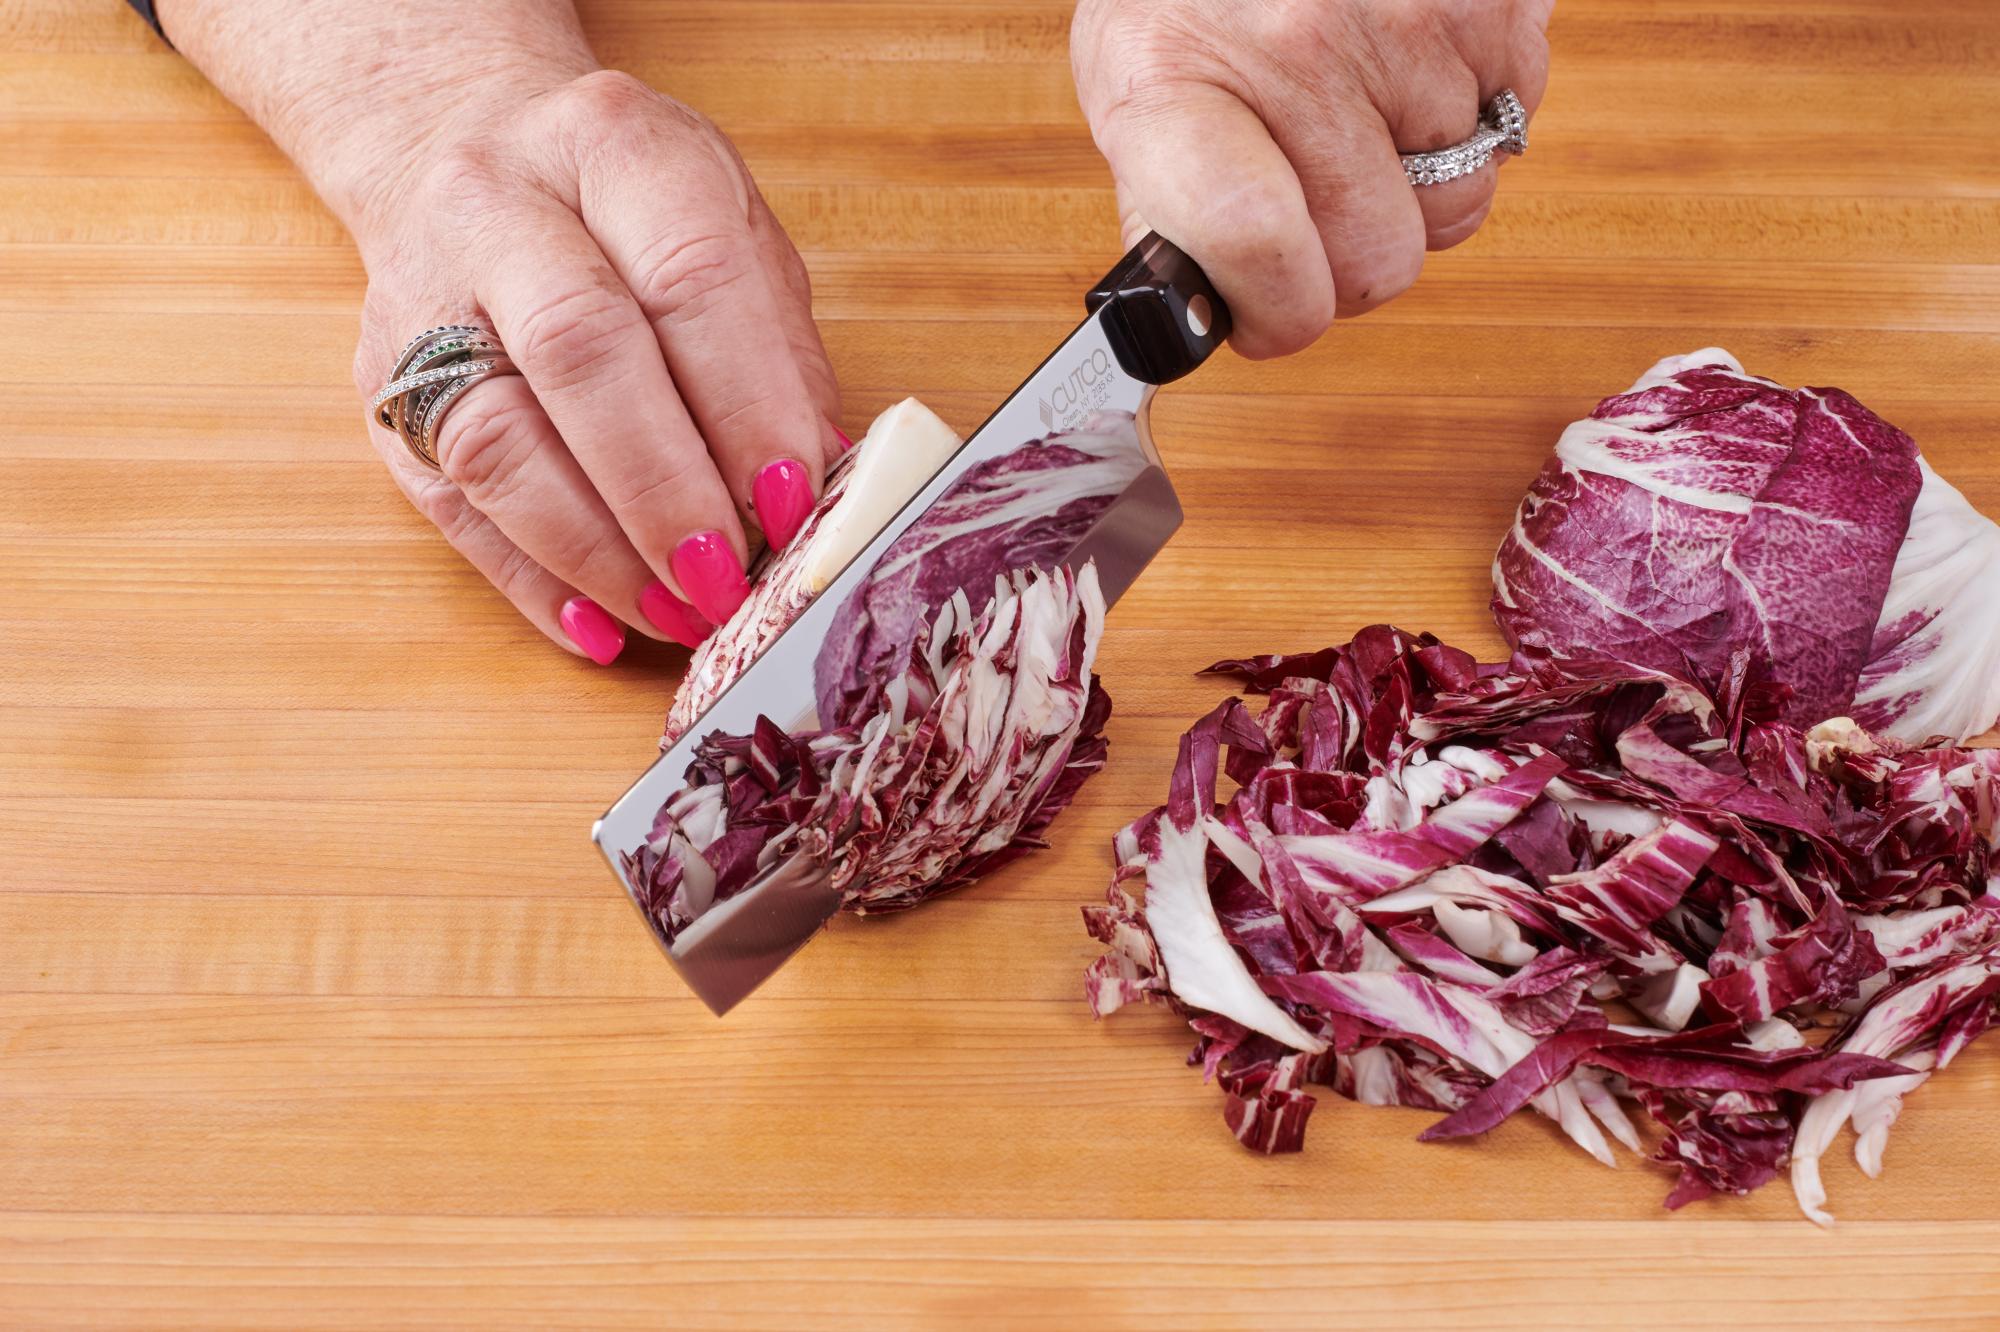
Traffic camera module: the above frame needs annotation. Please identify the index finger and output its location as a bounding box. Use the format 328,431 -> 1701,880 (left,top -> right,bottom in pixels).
470,196 -> 753,626
582,125 -> 836,552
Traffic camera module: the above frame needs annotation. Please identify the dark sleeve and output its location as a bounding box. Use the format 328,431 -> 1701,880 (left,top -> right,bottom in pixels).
125,0 -> 173,45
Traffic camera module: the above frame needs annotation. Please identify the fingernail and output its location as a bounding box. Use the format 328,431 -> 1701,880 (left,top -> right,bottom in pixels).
559,596 -> 625,666
832,424 -> 854,451
670,530 -> 750,625
640,579 -> 713,649
752,459 -> 815,551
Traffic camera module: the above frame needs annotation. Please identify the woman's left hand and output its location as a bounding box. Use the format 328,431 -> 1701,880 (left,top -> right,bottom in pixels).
1070,0 -> 1553,359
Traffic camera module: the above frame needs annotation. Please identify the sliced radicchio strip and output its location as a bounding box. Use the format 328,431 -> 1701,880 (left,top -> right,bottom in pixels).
1788,942 -> 2000,1225
1086,622 -> 2000,1221
664,398 -> 964,746
628,563 -> 1109,938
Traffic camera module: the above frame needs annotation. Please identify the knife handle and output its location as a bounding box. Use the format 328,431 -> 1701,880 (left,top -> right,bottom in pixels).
1085,232 -> 1232,386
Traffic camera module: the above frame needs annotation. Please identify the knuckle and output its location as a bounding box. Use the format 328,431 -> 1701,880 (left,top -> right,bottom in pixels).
544,520 -> 631,591
1092,63 -> 1186,133
1220,175 -> 1309,256
421,141 -> 508,217
570,80 -> 721,176
701,394 -> 783,454
1425,181 -> 1498,252
1079,10 -> 1218,123
1282,291 -> 1340,355
629,230 -> 755,325
1335,239 -> 1426,318
1406,68 -> 1483,152
1114,4 -> 1210,68
1255,0 -> 1332,54
407,472 -> 478,544
774,242 -> 813,302
615,448 -> 704,520
1510,0 -> 1557,33
1237,286 -> 1334,361
1194,176 -> 1317,282
486,539 -> 547,602
434,391 -> 541,499
509,284 -> 636,393
557,68 -> 660,123
1379,4 -> 1449,62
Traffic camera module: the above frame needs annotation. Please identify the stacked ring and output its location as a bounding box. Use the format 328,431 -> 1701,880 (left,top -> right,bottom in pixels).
1401,88 -> 1530,187
369,323 -> 514,468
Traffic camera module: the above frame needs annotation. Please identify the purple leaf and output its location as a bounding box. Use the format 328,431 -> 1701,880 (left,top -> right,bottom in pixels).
1495,349 -> 1998,742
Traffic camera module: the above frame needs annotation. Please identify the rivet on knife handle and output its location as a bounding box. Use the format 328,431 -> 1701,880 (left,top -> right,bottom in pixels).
1085,232 -> 1232,386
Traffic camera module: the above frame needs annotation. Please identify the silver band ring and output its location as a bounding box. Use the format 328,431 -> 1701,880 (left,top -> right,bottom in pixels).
1401,89 -> 1529,187
369,323 -> 515,468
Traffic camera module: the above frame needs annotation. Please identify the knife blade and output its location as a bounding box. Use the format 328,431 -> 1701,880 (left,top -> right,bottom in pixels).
592,233 -> 1231,1014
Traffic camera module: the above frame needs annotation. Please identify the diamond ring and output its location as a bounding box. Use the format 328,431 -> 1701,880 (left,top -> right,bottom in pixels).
369,323 -> 515,468
1401,89 -> 1529,188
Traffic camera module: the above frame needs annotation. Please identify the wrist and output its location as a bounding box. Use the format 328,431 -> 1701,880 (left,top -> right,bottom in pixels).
305,55 -> 591,248
159,0 -> 597,245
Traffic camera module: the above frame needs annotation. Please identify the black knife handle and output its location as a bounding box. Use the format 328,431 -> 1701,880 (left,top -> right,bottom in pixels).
1085,232 -> 1232,386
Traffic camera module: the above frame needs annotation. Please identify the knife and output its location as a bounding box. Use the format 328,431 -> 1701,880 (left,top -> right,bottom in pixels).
592,233 -> 1232,1014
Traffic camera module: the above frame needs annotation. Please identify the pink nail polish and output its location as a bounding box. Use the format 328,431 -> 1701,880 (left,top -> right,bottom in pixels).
832,424 -> 854,451
559,596 -> 625,666
752,459 -> 814,551
670,530 -> 750,625
640,580 -> 713,649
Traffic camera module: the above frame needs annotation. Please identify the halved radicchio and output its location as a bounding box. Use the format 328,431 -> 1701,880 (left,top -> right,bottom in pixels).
1494,349 -> 2000,743
642,405 -> 1143,937
628,563 -> 1108,931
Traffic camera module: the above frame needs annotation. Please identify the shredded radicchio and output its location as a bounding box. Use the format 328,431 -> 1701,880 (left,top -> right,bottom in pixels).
628,563 -> 1109,933
666,410 -> 1148,747
1085,626 -> 1999,1222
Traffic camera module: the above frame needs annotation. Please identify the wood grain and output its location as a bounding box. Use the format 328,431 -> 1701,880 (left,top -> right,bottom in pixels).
4,0 -> 1999,1327
7,1216 -> 1998,1332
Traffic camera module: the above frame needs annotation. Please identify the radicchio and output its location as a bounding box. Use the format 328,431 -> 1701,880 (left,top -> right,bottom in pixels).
648,409 -> 1146,932
630,564 -> 1109,935
666,409 -> 1147,745
814,412 -> 1146,722
1494,349 -> 2000,743
1086,625 -> 2000,1221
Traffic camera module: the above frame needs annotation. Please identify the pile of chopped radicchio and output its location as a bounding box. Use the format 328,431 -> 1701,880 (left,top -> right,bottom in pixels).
1087,352 -> 2000,1222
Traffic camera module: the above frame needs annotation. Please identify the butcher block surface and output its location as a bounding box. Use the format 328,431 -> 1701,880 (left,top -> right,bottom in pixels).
5,1 -> 2000,1326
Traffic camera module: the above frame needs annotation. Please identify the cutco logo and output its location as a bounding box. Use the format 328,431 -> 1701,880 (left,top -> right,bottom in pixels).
1038,347 -> 1114,431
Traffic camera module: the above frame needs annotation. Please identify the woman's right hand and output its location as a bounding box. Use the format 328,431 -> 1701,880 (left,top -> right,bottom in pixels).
348,67 -> 846,664
1071,0 -> 1552,358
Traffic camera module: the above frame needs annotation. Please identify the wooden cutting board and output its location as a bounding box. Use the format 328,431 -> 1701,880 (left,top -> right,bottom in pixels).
4,1 -> 1998,1326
